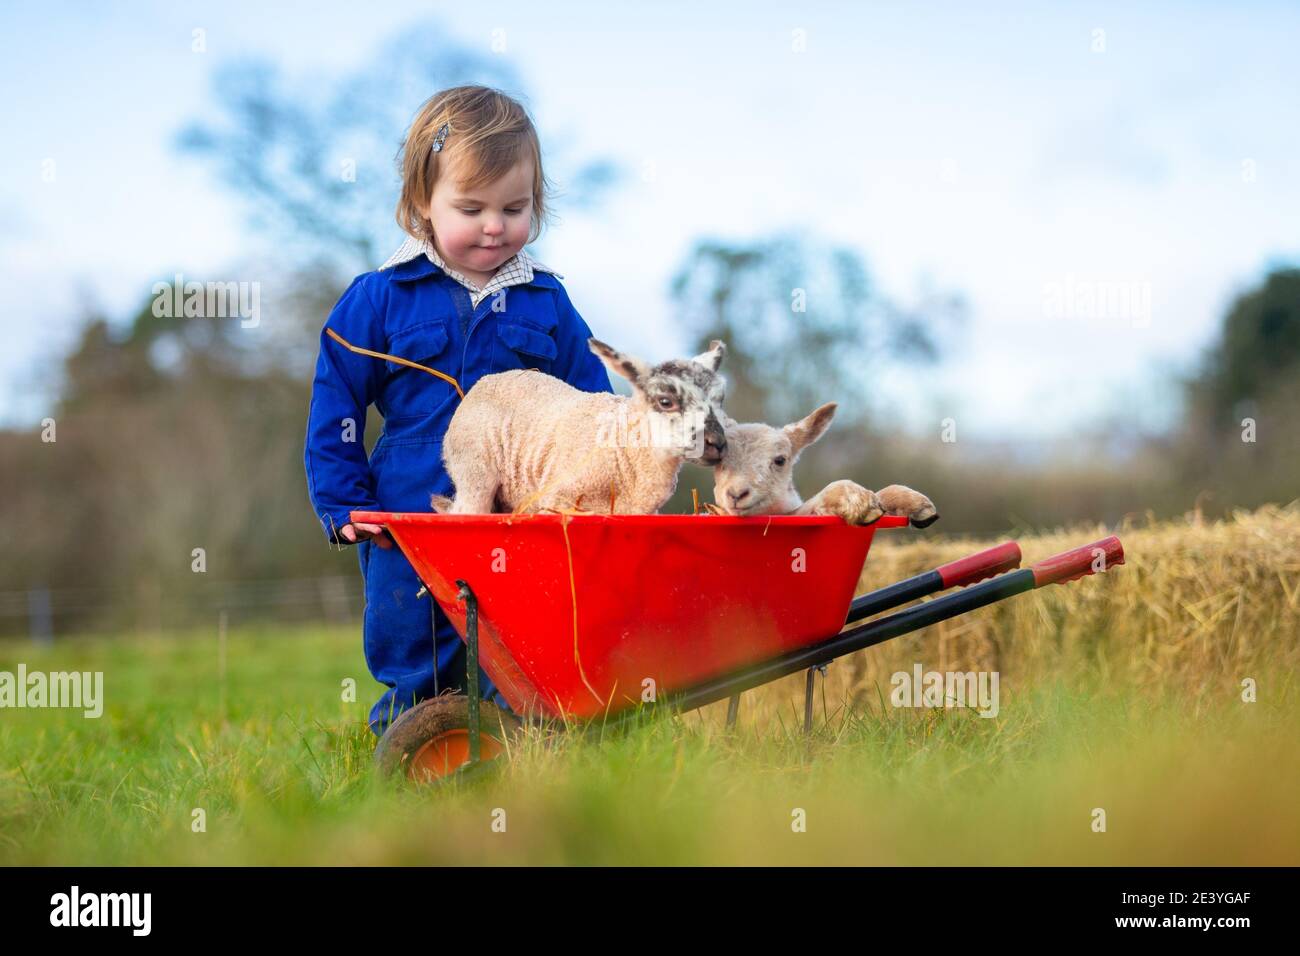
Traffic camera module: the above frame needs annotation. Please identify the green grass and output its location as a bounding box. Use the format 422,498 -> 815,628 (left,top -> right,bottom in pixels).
1,622 -> 1296,865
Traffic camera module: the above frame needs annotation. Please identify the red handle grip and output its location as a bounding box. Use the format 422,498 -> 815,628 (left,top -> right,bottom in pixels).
1031,535 -> 1125,587
936,541 -> 1022,588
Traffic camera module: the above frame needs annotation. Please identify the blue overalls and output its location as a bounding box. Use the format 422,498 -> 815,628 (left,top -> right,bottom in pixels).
303,252 -> 613,736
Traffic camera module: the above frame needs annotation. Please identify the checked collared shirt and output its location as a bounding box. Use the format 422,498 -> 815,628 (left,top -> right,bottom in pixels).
379,235 -> 564,310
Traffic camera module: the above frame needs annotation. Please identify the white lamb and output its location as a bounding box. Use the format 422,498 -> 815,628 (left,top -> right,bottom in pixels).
431,339 -> 729,514
710,402 -> 939,526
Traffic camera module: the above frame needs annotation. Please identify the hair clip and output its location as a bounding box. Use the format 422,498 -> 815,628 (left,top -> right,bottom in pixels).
431,122 -> 450,153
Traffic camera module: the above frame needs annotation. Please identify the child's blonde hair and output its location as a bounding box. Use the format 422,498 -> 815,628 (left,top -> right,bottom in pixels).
395,85 -> 550,245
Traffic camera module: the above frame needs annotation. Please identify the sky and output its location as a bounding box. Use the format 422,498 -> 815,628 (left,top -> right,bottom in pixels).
3,0 -> 1298,440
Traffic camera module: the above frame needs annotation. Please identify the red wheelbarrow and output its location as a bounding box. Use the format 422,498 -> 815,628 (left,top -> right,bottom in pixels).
351,509 -> 1125,781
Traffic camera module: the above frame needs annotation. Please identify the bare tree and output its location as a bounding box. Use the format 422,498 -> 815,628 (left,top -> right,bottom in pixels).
175,19 -> 620,277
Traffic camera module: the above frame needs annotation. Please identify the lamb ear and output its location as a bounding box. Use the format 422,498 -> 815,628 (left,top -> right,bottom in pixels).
719,412 -> 740,441
589,338 -> 651,388
783,402 -> 837,455
692,339 -> 726,372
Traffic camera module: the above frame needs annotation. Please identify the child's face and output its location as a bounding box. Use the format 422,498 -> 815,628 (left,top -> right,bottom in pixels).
427,154 -> 534,284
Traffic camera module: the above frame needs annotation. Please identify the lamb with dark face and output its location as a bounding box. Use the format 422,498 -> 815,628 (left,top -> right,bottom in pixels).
433,338 -> 730,515
593,339 -> 729,465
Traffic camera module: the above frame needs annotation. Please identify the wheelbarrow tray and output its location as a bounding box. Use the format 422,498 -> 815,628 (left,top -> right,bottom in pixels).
351,511 -> 908,720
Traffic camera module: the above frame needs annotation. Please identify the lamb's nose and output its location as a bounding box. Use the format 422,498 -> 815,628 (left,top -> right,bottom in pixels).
727,488 -> 751,506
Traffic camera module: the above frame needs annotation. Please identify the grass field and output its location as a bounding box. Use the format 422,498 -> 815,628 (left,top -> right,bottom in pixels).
2,504 -> 1298,865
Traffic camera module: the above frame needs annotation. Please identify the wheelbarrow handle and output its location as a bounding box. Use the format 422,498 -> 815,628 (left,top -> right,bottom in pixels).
937,541 -> 1023,588
1031,535 -> 1125,586
846,540 -> 1022,624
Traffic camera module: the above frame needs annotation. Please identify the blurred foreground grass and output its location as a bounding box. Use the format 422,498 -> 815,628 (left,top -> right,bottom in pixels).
1,504 -> 1297,865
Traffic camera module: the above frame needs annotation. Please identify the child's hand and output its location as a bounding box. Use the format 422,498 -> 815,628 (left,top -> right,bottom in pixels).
340,522 -> 393,549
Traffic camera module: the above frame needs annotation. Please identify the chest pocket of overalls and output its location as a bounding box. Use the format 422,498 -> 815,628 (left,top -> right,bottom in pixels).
494,318 -> 558,375
383,321 -> 455,416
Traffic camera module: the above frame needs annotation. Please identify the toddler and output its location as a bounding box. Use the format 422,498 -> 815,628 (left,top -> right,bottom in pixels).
303,86 -> 613,736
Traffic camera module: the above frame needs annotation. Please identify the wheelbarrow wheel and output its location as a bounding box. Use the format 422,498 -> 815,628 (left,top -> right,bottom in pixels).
374,696 -> 522,782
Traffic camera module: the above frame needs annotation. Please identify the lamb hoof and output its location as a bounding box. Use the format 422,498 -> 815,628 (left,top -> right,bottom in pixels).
877,484 -> 938,528
822,481 -> 883,525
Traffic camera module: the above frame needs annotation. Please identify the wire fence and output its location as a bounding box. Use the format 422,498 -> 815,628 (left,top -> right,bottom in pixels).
0,575 -> 363,642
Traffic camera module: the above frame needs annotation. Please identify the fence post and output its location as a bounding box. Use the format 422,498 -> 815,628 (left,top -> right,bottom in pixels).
28,587 -> 53,646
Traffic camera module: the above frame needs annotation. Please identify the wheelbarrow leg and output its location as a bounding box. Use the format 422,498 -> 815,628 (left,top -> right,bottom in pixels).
725,693 -> 740,729
803,669 -> 815,734
455,580 -> 481,765
802,665 -> 829,735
